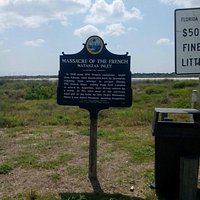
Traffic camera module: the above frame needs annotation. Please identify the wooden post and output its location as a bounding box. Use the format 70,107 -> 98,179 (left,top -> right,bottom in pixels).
89,117 -> 98,178
88,109 -> 98,179
81,106 -> 108,179
191,90 -> 198,121
192,90 -> 198,109
179,156 -> 199,200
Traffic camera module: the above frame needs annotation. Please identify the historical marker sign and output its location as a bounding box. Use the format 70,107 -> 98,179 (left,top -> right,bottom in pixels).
57,36 -> 132,179
175,8 -> 200,74
57,35 -> 132,109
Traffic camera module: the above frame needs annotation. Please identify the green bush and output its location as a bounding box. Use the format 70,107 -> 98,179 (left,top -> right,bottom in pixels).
14,152 -> 38,168
48,115 -> 70,125
170,99 -> 191,108
172,80 -> 198,89
25,83 -> 55,100
0,115 -> 24,128
133,144 -> 154,161
145,87 -> 164,95
0,80 -> 7,86
0,164 -> 13,174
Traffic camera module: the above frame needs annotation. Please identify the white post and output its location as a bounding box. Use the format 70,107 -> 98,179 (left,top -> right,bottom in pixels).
192,90 -> 198,109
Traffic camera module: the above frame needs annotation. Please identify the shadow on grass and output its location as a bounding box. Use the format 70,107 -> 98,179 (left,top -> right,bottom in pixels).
59,193 -> 144,200
88,176 -> 104,194
60,177 -> 144,200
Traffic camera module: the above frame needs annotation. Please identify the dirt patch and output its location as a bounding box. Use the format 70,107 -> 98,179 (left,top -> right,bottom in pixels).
0,127 -> 154,199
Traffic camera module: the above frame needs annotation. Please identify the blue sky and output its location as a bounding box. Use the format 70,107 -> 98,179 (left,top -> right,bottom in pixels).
0,0 -> 200,76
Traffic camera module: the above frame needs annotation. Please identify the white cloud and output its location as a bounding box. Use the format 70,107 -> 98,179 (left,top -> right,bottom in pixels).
74,23 -> 128,38
156,38 -> 174,46
24,38 -> 45,47
160,0 -> 200,7
127,27 -> 137,32
0,0 -> 91,31
102,23 -> 126,36
74,25 -> 100,38
23,15 -> 49,28
0,12 -> 23,30
85,0 -> 142,24
0,0 -> 9,7
1,49 -> 11,53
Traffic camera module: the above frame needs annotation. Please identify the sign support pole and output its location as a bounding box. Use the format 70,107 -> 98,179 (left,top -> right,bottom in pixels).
199,75 -> 200,104
89,110 -> 98,179
82,107 -> 107,179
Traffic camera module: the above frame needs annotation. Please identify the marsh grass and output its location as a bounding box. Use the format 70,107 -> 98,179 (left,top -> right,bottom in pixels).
0,79 -> 199,128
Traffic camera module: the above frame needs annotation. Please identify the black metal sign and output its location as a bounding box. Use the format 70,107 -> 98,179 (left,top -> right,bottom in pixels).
57,36 -> 132,179
57,35 -> 132,109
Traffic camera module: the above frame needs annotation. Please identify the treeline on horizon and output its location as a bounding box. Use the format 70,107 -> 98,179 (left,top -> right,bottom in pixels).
1,72 -> 199,79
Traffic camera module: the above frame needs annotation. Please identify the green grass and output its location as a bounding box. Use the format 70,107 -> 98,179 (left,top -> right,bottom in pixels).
2,193 -> 141,200
0,78 -> 199,199
48,173 -> 62,184
0,163 -> 13,174
0,79 -> 199,128
10,139 -> 74,170
13,152 -> 39,168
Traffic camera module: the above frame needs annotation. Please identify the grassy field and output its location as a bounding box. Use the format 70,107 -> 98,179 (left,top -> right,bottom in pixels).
0,78 -> 199,200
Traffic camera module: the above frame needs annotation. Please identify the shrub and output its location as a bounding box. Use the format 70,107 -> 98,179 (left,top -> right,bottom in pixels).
145,86 -> 165,95
132,144 -> 154,161
172,80 -> 198,89
0,115 -> 24,128
25,83 -> 55,100
0,164 -> 13,174
48,115 -> 70,125
0,80 -> 6,86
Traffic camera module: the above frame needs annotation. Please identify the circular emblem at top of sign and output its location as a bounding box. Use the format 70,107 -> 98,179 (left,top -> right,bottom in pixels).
86,35 -> 104,55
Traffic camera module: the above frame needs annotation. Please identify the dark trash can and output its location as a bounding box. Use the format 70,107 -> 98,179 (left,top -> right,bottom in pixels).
152,108 -> 200,198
